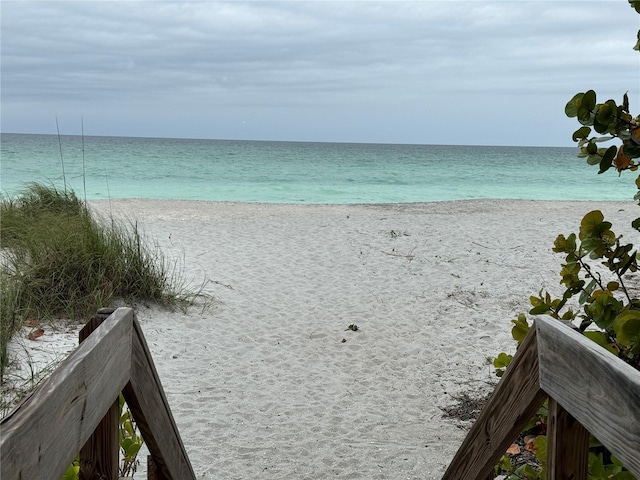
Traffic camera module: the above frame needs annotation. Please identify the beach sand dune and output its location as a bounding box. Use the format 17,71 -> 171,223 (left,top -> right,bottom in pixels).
8,199 -> 636,479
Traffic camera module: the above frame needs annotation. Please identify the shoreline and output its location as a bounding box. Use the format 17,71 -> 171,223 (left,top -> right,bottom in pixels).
90,197 -> 635,205
5,199 -> 637,478
88,197 -> 637,218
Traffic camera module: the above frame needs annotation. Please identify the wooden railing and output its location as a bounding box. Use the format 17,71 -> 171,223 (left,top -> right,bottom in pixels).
0,307 -> 195,480
443,316 -> 640,480
4,310 -> 638,479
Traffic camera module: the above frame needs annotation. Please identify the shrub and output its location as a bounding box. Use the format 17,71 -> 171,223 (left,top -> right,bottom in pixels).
492,3 -> 640,477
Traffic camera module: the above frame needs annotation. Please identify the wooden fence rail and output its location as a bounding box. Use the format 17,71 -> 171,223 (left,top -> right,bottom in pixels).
4,310 -> 638,479
0,307 -> 195,480
443,316 -> 640,480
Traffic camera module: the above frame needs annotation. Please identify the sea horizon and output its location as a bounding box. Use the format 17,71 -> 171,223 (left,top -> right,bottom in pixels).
2,130 -> 574,149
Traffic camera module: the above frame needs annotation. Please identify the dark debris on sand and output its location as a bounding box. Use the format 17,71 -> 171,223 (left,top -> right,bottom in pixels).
441,392 -> 541,473
441,392 -> 488,425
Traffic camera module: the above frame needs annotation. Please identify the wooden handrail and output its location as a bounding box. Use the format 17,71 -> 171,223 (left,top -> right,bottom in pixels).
441,321 -> 547,479
536,316 -> 640,475
4,308 -> 637,479
0,307 -> 195,480
443,316 -> 640,480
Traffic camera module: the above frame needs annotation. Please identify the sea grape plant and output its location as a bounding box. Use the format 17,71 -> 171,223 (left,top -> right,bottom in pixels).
527,209 -> 640,367
60,394 -> 143,479
493,2 -> 640,477
565,88 -> 640,207
118,393 -> 144,477
494,209 -> 640,478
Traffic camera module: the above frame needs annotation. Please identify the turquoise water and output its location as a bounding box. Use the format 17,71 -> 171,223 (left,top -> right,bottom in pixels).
1,133 -> 636,203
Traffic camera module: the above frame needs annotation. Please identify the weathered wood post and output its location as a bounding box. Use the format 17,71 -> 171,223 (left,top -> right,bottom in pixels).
545,398 -> 589,479
78,307 -> 120,480
441,327 -> 547,480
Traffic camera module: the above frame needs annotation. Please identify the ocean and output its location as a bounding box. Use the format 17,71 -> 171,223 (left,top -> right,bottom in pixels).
1,133 -> 636,203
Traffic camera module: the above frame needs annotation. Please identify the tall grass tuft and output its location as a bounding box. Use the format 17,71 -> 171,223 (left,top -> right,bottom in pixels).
0,182 -> 198,379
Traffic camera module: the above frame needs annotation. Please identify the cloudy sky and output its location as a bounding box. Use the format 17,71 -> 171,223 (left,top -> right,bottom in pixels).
1,1 -> 638,146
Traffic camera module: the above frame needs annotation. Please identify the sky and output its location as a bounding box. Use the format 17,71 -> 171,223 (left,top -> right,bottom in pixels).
1,1 -> 639,147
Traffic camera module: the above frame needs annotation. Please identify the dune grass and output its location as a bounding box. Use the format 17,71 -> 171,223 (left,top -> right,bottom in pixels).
0,182 -> 201,381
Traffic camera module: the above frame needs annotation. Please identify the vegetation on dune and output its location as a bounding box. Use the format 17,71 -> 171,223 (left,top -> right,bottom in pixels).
492,2 -> 640,478
0,182 -> 201,382
0,182 -> 207,477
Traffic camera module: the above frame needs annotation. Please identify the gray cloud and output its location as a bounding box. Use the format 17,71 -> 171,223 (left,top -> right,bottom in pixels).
2,1 -> 638,145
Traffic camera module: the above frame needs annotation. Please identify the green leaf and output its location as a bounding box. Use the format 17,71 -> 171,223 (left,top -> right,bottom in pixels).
582,90 -> 597,110
121,437 -> 134,450
530,296 -> 544,308
587,154 -> 601,166
61,462 -> 79,480
623,142 -> 640,158
583,331 -> 617,354
595,102 -> 611,122
529,304 -> 550,315
579,279 -> 597,304
598,145 -> 618,174
124,441 -> 142,458
497,454 -> 512,472
611,454 -> 624,468
613,310 -> 640,348
572,126 -> 591,142
606,281 -> 620,291
589,453 -> 608,478
579,215 -> 615,258
514,464 -> 539,479
579,210 -> 606,239
595,100 -> 618,134
611,473 -> 638,480
511,314 -> 530,342
585,293 -> 623,330
493,352 -> 513,369
565,92 -> 583,118
553,233 -> 576,253
534,435 -> 547,464
578,90 -> 597,124
593,117 -> 609,135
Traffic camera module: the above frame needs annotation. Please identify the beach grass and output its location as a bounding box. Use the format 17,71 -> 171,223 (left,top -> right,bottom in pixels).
0,182 -> 201,381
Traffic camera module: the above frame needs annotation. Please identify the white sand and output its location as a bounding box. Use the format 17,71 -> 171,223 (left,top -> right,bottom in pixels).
4,199 -> 636,479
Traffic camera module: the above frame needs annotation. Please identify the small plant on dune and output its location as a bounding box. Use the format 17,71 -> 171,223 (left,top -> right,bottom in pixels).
0,182 -> 202,380
59,394 -> 144,479
118,393 -> 144,477
492,3 -> 640,478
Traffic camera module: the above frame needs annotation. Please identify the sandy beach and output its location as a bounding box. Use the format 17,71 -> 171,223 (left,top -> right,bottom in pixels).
5,199 -> 637,479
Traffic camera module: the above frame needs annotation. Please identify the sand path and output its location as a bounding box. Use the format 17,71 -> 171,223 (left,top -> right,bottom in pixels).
6,199 -> 636,479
